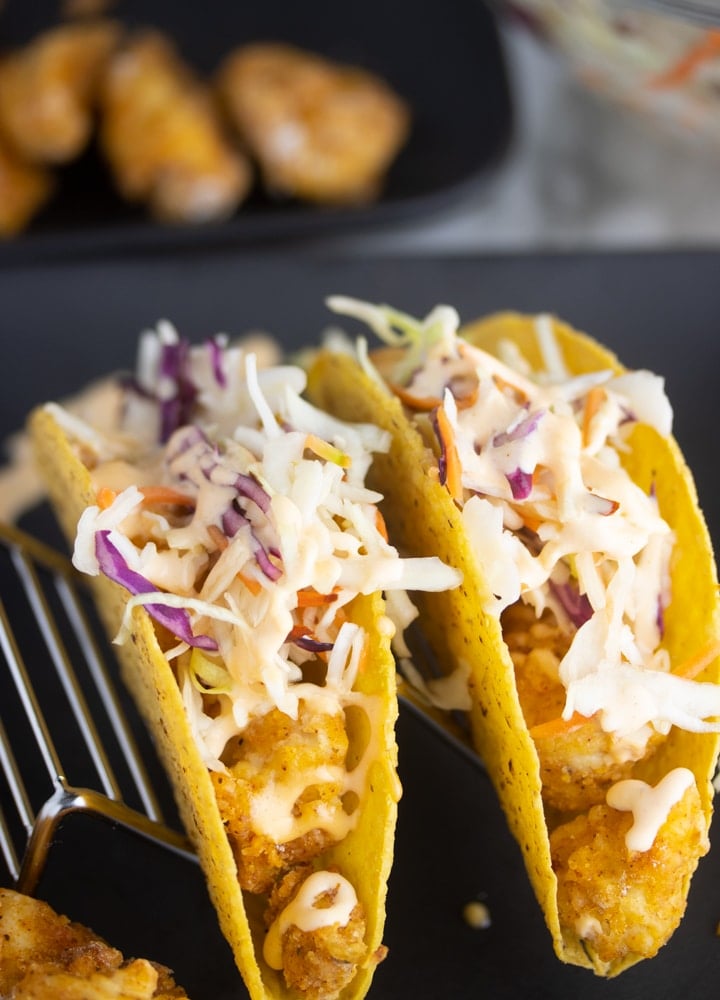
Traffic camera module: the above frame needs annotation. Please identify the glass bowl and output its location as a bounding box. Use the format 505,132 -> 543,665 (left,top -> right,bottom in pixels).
504,0 -> 720,147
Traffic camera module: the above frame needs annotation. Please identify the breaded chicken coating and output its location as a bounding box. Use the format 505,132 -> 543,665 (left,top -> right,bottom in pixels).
550,784 -> 708,966
0,889 -> 187,998
0,137 -> 53,236
211,701 -> 350,893
504,603 -> 661,812
0,21 -> 120,164
264,866 -> 367,1000
216,42 -> 409,204
99,32 -> 251,223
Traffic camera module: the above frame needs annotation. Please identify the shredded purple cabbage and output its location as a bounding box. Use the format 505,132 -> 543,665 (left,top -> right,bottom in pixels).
159,339 -> 198,443
493,409 -> 545,449
206,336 -> 227,388
549,579 -> 593,628
95,531 -> 218,650
166,425 -> 211,462
291,634 -> 334,653
219,499 -> 281,581
656,597 -> 665,639
254,543 -> 282,581
506,468 -> 533,500
221,500 -> 250,538
233,472 -> 271,514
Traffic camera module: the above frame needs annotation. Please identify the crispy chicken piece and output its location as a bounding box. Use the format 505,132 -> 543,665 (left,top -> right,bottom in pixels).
216,42 -> 409,205
211,701 -> 349,893
264,866 -> 367,1000
0,20 -> 121,164
0,137 -> 53,236
0,889 -> 187,998
504,603 -> 662,813
99,32 -> 251,223
550,784 -> 708,966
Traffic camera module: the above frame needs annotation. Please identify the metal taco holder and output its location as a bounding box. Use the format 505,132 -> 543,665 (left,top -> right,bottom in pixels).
0,517 -> 481,897
0,519 -> 195,895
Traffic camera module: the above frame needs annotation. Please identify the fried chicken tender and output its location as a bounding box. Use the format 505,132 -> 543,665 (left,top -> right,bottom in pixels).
550,784 -> 708,967
504,603 -> 662,812
0,889 -> 187,998
264,866 -> 367,1000
216,42 -> 409,205
0,137 -> 53,236
0,21 -> 121,164
211,701 -> 350,894
99,33 -> 251,223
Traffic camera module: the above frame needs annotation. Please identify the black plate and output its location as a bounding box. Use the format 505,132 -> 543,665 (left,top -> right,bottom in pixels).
0,0 -> 512,263
3,250 -> 720,999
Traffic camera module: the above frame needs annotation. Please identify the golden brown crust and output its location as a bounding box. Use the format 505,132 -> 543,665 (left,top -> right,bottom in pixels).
264,867 -> 367,1000
0,20 -> 121,164
216,42 -> 409,204
0,889 -> 188,998
99,32 -> 251,222
551,785 -> 709,969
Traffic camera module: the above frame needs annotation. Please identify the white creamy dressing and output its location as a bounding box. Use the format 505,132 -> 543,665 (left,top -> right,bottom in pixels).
606,767 -> 695,851
60,322 -> 458,854
263,870 -> 358,970
328,298 -> 720,746
0,378 -> 126,524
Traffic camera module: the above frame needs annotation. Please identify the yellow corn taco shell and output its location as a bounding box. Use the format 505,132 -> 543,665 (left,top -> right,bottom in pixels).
307,310 -> 720,976
28,402 -> 399,1000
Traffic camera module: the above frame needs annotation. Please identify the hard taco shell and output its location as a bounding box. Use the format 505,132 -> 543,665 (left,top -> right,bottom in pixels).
28,403 -> 399,1000
306,310 -> 720,975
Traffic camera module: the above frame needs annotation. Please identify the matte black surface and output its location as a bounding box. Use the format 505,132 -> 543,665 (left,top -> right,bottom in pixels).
0,0 -> 512,262
2,250 -> 720,999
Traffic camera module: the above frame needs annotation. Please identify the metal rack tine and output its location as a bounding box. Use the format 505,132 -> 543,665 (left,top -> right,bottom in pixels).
0,521 -> 196,894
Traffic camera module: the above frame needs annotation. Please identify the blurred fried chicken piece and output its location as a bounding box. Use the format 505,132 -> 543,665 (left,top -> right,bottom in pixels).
0,888 -> 188,998
0,20 -> 121,164
550,783 -> 709,967
99,32 -> 251,223
216,42 -> 409,204
0,137 -> 53,236
264,865 -> 367,1000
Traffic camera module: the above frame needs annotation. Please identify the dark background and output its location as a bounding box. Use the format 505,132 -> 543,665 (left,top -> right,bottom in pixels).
2,249 -> 720,999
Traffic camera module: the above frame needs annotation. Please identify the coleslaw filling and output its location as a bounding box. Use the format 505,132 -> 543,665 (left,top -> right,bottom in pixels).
328,297 -> 720,748
54,321 -> 461,841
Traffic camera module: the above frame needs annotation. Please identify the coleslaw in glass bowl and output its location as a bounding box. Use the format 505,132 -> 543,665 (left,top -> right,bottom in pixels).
504,0 -> 720,148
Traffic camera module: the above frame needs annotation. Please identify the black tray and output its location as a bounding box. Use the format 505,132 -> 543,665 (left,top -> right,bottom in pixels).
3,250 -> 720,1000
0,0 -> 513,263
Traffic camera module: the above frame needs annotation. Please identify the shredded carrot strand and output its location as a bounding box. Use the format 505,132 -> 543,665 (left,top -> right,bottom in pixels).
436,404 -> 463,502
207,524 -> 229,551
449,375 -> 479,410
519,510 -> 543,533
582,386 -> 605,447
139,486 -> 196,508
673,638 -> 720,680
650,28 -> 720,89
239,572 -> 263,596
389,382 -> 443,412
287,624 -> 310,640
492,373 -> 529,405
96,486 -> 117,510
375,508 -> 389,542
297,587 -> 339,607
529,711 -> 594,740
